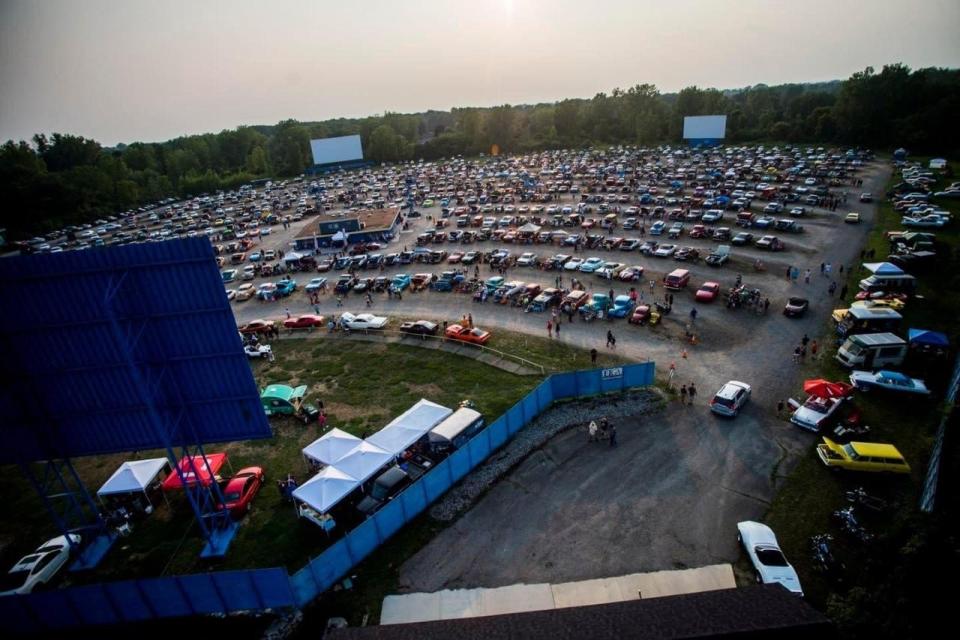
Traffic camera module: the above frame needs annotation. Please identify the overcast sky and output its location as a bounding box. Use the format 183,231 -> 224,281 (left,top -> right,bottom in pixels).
1,0 -> 958,146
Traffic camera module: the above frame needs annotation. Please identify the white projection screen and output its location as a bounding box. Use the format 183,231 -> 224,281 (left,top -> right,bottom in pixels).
310,135 -> 364,165
682,115 -> 727,140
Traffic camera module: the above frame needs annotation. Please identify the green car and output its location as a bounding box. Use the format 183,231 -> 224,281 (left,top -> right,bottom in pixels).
261,384 -> 319,423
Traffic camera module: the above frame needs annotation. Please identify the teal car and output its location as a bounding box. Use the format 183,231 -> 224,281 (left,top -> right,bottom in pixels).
608,295 -> 636,318
390,273 -> 411,292
580,293 -> 611,317
260,384 -> 319,423
485,276 -> 505,293
579,257 -> 606,273
221,269 -> 238,284
276,279 -> 298,297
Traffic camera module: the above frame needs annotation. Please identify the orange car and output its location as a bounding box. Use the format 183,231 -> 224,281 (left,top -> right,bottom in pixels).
445,324 -> 491,345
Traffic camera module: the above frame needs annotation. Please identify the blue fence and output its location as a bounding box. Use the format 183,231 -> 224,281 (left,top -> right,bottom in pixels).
1,363 -> 654,632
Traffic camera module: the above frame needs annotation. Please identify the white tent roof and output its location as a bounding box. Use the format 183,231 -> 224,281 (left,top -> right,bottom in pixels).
367,399 -> 453,455
293,465 -> 359,513
332,229 -> 348,242
97,458 -> 169,496
332,441 -> 394,484
863,262 -> 905,276
283,251 -> 304,262
302,428 -> 362,466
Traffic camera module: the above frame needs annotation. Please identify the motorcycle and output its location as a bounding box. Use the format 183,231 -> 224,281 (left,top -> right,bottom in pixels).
832,506 -> 873,542
845,487 -> 888,513
809,533 -> 845,577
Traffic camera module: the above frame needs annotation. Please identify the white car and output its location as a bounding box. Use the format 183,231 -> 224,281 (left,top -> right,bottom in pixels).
517,252 -> 537,267
225,288 -> 237,301
0,534 -> 80,596
653,244 -> 677,258
709,381 -> 752,417
902,215 -> 947,228
340,312 -> 388,330
244,344 -> 273,359
849,370 -> 930,395
564,257 -> 584,271
737,521 -> 803,596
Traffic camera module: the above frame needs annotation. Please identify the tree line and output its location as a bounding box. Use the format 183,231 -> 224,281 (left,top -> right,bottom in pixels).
2,63 -> 958,238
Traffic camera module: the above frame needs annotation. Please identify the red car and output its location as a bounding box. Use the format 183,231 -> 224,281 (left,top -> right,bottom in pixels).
629,304 -> 652,325
695,282 -> 721,302
284,314 -> 325,330
445,324 -> 491,345
218,467 -> 264,517
239,319 -> 275,335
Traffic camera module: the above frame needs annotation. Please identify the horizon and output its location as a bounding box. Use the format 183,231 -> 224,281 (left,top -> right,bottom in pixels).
1,0 -> 959,146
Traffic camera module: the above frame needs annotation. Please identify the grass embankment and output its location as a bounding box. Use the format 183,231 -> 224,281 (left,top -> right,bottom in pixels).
0,331 -> 629,606
763,158 -> 960,637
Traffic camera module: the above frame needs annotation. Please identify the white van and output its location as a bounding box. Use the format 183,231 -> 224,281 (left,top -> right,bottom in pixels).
835,333 -> 907,369
858,274 -> 917,294
428,408 -> 484,453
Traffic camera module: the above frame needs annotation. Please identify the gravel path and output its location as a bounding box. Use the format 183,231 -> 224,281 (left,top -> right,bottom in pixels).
430,389 -> 664,521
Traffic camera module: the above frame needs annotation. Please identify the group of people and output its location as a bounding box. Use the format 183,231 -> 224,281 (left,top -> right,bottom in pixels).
587,416 -> 617,447
792,333 -> 819,363
277,474 -> 299,502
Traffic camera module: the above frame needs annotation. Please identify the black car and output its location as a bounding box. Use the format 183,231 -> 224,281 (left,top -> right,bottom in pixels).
783,297 -> 809,317
356,466 -> 411,516
674,247 -> 700,262
399,320 -> 439,336
731,232 -> 754,246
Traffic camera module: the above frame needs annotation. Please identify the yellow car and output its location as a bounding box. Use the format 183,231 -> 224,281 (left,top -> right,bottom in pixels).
235,283 -> 256,301
816,438 -> 910,474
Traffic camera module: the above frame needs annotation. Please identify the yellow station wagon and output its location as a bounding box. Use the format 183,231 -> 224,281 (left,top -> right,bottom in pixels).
816,438 -> 910,474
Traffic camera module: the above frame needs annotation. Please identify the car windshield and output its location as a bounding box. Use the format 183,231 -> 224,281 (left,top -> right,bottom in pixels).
0,569 -> 31,591
755,547 -> 788,567
713,396 -> 735,408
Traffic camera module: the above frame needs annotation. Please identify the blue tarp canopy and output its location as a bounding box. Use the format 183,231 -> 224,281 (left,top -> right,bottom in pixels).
863,262 -> 905,276
908,329 -> 949,347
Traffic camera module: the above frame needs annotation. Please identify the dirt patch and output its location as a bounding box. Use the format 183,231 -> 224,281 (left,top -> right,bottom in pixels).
406,382 -> 444,397
325,402 -> 378,421
310,381 -> 333,395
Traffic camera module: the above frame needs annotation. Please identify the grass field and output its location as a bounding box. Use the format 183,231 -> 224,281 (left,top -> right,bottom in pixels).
762,158 -> 960,635
0,330 -> 630,590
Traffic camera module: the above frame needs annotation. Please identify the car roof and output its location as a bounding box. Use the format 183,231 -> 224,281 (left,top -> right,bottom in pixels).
717,381 -> 750,398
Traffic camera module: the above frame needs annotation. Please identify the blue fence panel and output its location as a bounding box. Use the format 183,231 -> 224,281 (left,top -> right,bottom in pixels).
577,369 -> 602,396
447,445 -> 472,483
251,567 -> 298,609
372,496 -> 406,541
27,589 -> 82,629
551,371 -> 578,398
506,403 -> 524,435
71,585 -> 122,625
421,457 -> 454,502
291,541 -> 353,605
624,362 -> 655,387
178,574 -> 227,614
140,576 -> 194,617
103,580 -> 153,622
397,477 -> 429,520
344,517 -> 381,564
465,428 -> 491,464
534,378 -> 553,413
0,593 -> 41,632
487,416 -> 509,450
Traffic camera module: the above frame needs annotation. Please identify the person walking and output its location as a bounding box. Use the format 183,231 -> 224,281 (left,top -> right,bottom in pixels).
825,262 -> 832,277
680,384 -> 688,405
802,334 -> 810,348
555,321 -> 561,339
285,307 -> 291,319
547,320 -> 553,338
590,348 -> 598,365
606,330 -> 616,348
793,346 -> 802,363
689,307 -> 698,323
828,281 -> 837,296
777,399 -> 785,416
608,423 -> 617,447
588,420 -> 598,442
811,339 -> 819,359
688,382 -> 697,405
804,269 -> 811,284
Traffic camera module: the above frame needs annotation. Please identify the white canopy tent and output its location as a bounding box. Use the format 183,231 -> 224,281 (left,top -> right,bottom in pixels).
367,399 -> 453,456
302,428 -> 362,466
293,465 -> 360,514
332,441 -> 394,484
97,458 -> 170,508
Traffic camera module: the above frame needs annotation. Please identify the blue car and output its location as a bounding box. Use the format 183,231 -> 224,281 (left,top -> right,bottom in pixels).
275,279 -> 298,297
607,295 -> 636,319
649,221 -> 666,235
390,274 -> 411,292
249,251 -> 262,262
579,257 -> 606,273
305,277 -> 327,293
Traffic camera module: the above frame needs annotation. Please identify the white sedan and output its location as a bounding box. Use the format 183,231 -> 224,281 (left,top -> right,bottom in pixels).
0,534 -> 80,596
653,244 -> 677,258
564,257 -> 584,271
849,370 -> 930,395
340,312 -> 389,330
737,521 -> 803,596
902,214 -> 947,228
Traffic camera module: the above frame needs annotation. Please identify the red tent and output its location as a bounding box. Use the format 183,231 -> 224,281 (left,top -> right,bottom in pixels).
161,453 -> 228,491
803,379 -> 853,399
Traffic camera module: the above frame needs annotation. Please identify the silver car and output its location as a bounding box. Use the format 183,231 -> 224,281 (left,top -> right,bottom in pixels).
709,381 -> 752,417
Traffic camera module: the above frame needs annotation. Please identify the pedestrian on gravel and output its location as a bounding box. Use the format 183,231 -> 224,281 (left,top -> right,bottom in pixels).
811,340 -> 819,359
804,269 -> 811,284
828,282 -> 837,296
680,384 -> 688,404
793,346 -> 802,363
777,399 -> 785,416
285,307 -> 291,319
547,320 -> 553,338
555,321 -> 561,338
649,279 -> 656,293
820,262 -> 825,275
825,263 -> 832,277
690,307 -> 698,323
608,424 -> 617,447
590,348 -> 598,364
588,420 -> 598,442
802,334 -> 810,347
606,330 -> 616,348
688,383 -> 697,405
786,265 -> 792,279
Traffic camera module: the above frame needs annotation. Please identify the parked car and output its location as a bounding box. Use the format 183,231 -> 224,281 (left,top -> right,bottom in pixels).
816,438 -> 910,474
709,380 -> 752,417
244,344 -> 273,359
236,283 -> 256,301
399,320 -> 439,336
284,314 -> 324,330
0,534 -> 81,596
844,212 -> 861,224
755,235 -> 785,251
860,193 -> 873,203
445,324 -> 491,345
849,370 -> 930,395
579,257 -> 606,273
731,232 -> 754,246
239,319 -> 275,335
695,282 -> 720,302
653,244 -> 677,258
356,466 -> 412,516
674,246 -> 700,262
305,277 -> 327,293
737,522 -> 803,596
218,467 -> 265,517
619,266 -> 644,282
783,297 -> 809,318
607,295 -> 635,319
340,312 -> 388,330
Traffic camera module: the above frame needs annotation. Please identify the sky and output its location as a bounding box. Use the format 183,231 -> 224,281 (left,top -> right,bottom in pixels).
1,0 -> 958,146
